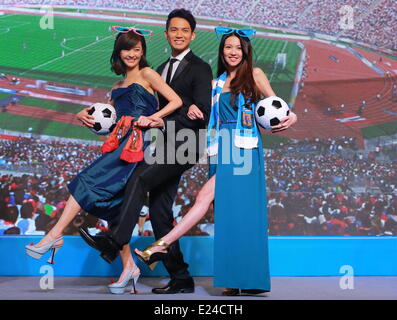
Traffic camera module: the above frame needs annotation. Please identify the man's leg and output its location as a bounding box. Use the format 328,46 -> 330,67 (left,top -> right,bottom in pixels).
107,161 -> 150,247
108,161 -> 193,248
149,175 -> 192,281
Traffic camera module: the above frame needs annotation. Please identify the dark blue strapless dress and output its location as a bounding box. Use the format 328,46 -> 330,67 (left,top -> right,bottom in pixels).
68,83 -> 158,221
209,92 -> 271,291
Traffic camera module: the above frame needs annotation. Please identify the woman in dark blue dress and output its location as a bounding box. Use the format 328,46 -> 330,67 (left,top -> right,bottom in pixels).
135,27 -> 297,295
25,26 -> 182,292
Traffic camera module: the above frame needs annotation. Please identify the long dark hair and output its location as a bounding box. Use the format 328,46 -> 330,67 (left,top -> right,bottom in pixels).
217,32 -> 261,106
110,31 -> 149,76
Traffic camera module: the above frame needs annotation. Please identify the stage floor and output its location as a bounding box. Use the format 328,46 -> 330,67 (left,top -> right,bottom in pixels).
1,276 -> 396,300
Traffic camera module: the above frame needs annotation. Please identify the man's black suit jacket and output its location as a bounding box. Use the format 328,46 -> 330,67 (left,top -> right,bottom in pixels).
156,50 -> 213,159
106,51 -> 212,255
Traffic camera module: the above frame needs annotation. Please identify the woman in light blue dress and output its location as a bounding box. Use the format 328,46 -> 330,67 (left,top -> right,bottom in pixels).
135,27 -> 297,295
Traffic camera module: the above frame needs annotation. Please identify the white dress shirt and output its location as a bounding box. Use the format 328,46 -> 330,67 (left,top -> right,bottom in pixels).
161,48 -> 191,82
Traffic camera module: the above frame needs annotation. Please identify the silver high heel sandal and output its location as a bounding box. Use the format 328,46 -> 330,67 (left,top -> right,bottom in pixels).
108,266 -> 141,294
25,236 -> 63,265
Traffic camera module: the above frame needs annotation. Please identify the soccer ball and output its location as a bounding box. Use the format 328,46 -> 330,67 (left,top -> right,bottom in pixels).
87,103 -> 117,135
255,96 -> 290,130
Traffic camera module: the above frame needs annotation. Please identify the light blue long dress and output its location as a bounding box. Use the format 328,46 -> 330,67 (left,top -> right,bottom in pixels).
209,92 -> 271,291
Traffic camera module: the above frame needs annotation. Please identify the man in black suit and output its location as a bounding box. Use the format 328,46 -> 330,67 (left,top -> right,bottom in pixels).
80,9 -> 212,294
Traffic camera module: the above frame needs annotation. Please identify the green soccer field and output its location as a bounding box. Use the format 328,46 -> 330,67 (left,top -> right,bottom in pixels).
0,13 -> 300,95
0,13 -> 301,140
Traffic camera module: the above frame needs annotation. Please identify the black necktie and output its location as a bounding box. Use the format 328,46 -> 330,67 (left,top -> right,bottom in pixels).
166,58 -> 178,85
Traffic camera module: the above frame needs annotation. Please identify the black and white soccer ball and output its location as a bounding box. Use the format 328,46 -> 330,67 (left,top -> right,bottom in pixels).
87,103 -> 117,135
255,96 -> 290,130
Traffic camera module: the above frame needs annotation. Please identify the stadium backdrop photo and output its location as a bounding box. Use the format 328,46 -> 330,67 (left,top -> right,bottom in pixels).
0,0 -> 396,285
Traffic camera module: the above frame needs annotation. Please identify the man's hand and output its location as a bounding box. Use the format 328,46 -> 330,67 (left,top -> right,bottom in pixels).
271,112 -> 298,133
76,107 -> 95,128
187,104 -> 204,120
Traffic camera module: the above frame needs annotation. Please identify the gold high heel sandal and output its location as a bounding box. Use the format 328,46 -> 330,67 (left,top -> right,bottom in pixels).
135,239 -> 170,270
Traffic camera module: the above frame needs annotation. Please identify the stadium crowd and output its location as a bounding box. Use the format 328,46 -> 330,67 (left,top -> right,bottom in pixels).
1,136 -> 396,236
341,0 -> 397,50
3,0 -> 396,50
274,136 -> 359,154
267,191 -> 397,236
0,137 -> 100,177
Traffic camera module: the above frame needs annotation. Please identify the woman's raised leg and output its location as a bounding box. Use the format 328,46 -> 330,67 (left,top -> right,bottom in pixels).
34,195 -> 82,248
135,175 -> 215,258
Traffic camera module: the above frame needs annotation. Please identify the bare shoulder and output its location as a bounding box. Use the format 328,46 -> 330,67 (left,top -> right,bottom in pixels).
111,80 -> 123,90
252,67 -> 276,96
141,67 -> 158,80
252,67 -> 266,79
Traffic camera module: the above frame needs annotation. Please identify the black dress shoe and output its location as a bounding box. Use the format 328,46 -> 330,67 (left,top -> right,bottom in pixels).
222,288 -> 269,296
79,228 -> 120,264
241,289 -> 269,295
152,278 -> 195,294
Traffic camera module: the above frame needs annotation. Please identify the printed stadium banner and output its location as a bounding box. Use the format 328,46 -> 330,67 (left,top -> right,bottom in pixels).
0,1 -> 396,238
